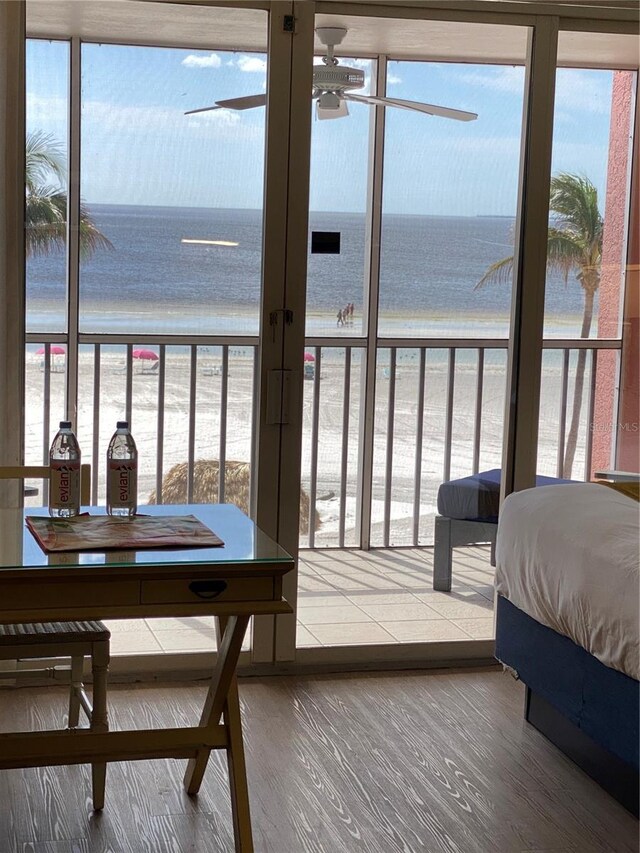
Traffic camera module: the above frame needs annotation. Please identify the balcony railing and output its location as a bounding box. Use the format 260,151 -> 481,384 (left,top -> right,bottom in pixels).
25,336 -> 620,549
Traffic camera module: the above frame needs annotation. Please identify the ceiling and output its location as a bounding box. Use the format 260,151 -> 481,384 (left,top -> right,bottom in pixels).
26,0 -> 640,68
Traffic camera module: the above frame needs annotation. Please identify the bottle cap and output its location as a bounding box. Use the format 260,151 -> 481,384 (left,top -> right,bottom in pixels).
59,420 -> 72,429
117,421 -> 128,429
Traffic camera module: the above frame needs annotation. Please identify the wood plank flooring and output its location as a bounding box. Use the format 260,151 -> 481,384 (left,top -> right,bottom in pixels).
0,669 -> 637,852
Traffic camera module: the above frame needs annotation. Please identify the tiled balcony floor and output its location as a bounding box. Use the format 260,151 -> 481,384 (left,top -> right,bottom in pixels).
105,546 -> 494,655
297,545 -> 494,646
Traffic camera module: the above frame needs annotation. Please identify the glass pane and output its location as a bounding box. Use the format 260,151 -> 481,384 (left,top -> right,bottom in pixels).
24,342 -> 67,472
543,67 -> 636,340
74,344 -> 257,507
379,60 -> 526,338
306,58 -> 373,337
539,32 -> 637,481
370,346 -> 507,547
299,346 -> 363,548
79,43 -> 266,335
25,39 -> 69,333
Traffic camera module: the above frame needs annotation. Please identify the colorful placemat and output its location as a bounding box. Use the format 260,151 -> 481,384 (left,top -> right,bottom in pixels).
26,513 -> 224,553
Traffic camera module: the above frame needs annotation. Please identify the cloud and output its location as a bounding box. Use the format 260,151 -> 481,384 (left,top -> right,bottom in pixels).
454,65 -> 611,116
81,99 -> 257,143
348,58 -> 373,72
236,56 -> 267,73
455,66 -> 525,95
182,53 -> 222,69
387,72 -> 402,85
82,100 -> 180,132
26,93 -> 68,125
186,108 -> 240,127
555,69 -> 610,115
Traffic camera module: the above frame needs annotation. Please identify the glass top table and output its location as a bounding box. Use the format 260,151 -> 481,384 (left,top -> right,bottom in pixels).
0,503 -> 294,847
0,503 -> 293,574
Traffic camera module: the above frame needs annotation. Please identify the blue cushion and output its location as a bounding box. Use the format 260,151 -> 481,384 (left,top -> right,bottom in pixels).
437,468 -> 575,522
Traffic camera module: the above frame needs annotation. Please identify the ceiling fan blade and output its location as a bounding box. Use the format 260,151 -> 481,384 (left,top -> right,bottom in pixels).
185,94 -> 266,116
184,105 -> 220,116
343,93 -> 477,122
316,97 -> 349,121
214,94 -> 267,111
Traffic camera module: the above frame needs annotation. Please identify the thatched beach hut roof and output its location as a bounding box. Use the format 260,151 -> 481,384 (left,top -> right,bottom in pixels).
148,459 -> 319,534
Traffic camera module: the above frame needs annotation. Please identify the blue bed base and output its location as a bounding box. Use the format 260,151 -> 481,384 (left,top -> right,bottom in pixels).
495,595 -> 639,815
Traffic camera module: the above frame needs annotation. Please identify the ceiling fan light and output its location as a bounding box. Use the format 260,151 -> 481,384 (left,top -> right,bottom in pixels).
316,94 -> 349,120
317,91 -> 341,111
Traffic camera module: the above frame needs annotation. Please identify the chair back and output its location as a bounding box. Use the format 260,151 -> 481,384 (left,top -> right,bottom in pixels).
0,464 -> 92,503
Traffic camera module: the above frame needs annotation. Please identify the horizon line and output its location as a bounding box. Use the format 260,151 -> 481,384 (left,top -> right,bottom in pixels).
85,202 -> 516,218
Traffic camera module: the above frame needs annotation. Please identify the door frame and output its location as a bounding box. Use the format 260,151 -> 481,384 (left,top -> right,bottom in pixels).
269,0 -> 639,667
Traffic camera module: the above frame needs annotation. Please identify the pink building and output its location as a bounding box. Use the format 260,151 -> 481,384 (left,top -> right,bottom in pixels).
592,71 -> 639,475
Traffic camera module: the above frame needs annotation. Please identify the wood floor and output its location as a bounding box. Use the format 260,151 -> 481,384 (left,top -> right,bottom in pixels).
0,669 -> 637,852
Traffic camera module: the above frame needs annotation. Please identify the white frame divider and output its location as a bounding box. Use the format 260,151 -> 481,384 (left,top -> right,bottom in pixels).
252,0 -> 316,664
273,1 -> 315,662
357,53 -> 386,551
500,16 -> 558,501
0,0 -> 26,509
65,35 -> 81,430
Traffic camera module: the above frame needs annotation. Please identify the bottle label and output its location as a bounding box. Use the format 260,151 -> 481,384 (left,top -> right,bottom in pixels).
50,460 -> 81,509
108,460 -> 138,508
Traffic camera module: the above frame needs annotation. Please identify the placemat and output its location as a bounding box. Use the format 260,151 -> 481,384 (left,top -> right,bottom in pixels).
26,513 -> 224,553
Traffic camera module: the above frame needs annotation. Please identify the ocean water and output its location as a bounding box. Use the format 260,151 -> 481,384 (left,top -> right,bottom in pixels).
26,204 -> 589,337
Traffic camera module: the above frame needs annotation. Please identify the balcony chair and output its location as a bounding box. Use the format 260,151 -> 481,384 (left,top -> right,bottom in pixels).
434,468 -> 575,592
0,463 -> 110,810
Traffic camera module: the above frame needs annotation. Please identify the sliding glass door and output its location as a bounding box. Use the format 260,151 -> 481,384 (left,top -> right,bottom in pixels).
23,0 -> 307,667
291,11 -> 531,654
286,3 -> 638,661
21,1 -> 638,667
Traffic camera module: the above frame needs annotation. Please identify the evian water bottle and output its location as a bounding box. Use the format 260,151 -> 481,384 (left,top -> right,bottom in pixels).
106,421 -> 138,517
49,420 -> 81,517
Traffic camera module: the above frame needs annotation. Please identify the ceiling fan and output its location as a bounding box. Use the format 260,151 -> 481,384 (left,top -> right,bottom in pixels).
185,27 -> 478,123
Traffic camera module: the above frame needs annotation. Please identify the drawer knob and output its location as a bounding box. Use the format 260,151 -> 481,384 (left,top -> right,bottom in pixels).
188,580 -> 228,599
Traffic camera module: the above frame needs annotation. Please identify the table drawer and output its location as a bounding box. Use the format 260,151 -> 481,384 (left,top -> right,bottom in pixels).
0,580 -> 139,611
140,576 -> 276,605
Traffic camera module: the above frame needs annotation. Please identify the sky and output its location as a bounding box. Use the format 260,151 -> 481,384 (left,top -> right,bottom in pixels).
26,39 -> 616,216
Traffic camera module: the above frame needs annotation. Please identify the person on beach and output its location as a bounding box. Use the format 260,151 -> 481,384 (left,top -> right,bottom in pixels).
337,309 -> 343,327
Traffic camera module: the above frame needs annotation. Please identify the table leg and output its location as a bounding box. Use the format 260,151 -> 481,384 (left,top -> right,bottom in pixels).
183,614 -> 249,795
90,638 -> 110,811
224,674 -> 253,852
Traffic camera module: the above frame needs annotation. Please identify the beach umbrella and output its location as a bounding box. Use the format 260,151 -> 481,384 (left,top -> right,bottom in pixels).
132,349 -> 159,361
303,352 -> 315,362
36,345 -> 65,356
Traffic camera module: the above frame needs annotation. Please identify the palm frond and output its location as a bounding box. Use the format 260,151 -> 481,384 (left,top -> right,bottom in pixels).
25,183 -> 114,258
476,173 -> 603,293
474,255 -> 514,290
25,131 -> 66,191
550,173 -> 603,249
78,202 -> 114,258
25,187 -> 66,256
546,228 -> 585,284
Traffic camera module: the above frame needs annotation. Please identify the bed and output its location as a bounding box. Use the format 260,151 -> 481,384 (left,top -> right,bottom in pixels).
494,482 -> 639,815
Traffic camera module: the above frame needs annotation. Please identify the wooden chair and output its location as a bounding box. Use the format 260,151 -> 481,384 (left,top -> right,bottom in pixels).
0,463 -> 110,810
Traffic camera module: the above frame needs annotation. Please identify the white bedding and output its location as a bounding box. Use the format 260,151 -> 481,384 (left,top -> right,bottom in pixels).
495,483 -> 639,681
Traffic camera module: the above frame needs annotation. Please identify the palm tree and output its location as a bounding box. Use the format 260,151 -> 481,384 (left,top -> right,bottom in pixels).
476,173 -> 603,478
25,130 -> 112,258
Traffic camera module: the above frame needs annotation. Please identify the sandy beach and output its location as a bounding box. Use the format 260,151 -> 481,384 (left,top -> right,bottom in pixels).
23,345 -> 586,547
